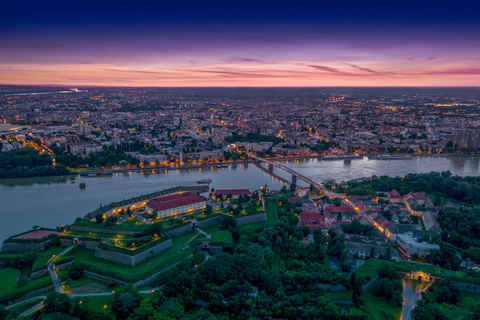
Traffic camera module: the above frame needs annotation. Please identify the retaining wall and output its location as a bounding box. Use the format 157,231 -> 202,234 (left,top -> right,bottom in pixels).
26,285 -> 54,298
67,226 -> 137,235
83,271 -> 129,286
196,215 -> 223,229
236,211 -> 267,226
94,238 -> 173,266
194,245 -> 223,255
1,240 -> 54,253
165,224 -> 192,238
30,269 -> 49,280
54,260 -> 74,270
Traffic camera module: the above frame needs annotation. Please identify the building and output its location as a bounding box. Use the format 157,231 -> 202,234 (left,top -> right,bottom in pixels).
213,189 -> 253,200
404,193 -> 427,206
344,234 -> 399,260
396,234 -> 439,257
145,192 -> 206,218
298,211 -> 329,234
388,190 -> 403,203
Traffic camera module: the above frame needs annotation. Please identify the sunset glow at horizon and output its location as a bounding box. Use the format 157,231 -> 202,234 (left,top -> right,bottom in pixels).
1,1 -> 480,87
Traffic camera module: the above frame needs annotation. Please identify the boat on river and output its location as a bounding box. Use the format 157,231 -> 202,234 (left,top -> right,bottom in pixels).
79,170 -> 113,177
322,154 -> 361,161
375,154 -> 413,160
197,178 -> 212,184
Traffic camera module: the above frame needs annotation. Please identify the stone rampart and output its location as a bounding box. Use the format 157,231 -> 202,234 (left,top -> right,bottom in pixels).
165,224 -> 192,238
26,285 -> 54,298
30,269 -> 49,280
196,215 -> 223,229
54,260 -> 74,270
67,226 -> 137,235
1,240 -> 54,253
236,211 -> 267,226
94,238 -> 173,266
94,247 -> 135,266
83,271 -> 129,286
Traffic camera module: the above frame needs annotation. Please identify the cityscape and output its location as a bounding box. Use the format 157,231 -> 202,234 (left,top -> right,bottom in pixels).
1,1 -> 480,320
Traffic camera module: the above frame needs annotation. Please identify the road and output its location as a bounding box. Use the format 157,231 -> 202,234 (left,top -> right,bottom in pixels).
401,279 -> 423,320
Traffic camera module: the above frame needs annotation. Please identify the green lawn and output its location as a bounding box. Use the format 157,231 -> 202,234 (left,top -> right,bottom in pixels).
65,276 -> 111,295
209,230 -> 233,244
362,292 -> 401,320
73,217 -> 147,231
79,295 -> 113,313
70,230 -> 199,282
0,268 -> 20,291
0,268 -> 53,303
7,298 -> 44,314
65,230 -> 134,239
32,246 -> 66,272
237,200 -> 278,231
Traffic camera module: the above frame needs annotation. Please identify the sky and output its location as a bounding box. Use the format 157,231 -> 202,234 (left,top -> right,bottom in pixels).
1,0 -> 480,87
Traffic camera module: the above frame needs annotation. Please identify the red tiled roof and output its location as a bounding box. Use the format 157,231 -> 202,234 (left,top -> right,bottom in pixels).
406,193 -> 427,201
330,220 -> 351,225
324,204 -> 353,213
146,192 -> 204,211
214,189 -> 253,196
389,189 -> 402,199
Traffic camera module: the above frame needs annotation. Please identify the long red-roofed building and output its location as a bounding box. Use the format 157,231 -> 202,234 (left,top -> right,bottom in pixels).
145,192 -> 206,218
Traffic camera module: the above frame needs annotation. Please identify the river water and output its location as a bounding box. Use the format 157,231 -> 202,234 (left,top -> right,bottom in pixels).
1,155 -> 480,244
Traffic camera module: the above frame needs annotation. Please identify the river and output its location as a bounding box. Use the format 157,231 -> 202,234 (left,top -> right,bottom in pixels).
1,155 -> 479,244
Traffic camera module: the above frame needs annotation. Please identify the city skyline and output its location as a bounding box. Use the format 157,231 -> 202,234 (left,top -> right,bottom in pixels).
1,0 -> 480,87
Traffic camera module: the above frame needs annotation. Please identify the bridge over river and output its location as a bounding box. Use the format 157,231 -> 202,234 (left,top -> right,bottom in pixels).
247,152 -> 385,234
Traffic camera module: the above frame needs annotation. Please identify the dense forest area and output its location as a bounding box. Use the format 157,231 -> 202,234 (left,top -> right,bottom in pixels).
0,148 -> 69,178
55,145 -> 140,168
345,171 -> 480,204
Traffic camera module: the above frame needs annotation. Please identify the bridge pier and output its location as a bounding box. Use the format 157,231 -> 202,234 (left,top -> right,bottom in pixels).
291,174 -> 297,185
268,163 -> 274,173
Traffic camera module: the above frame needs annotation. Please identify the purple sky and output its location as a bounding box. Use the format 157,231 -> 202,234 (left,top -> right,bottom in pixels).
1,1 -> 479,86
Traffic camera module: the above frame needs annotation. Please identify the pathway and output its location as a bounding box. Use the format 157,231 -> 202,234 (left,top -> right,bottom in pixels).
47,244 -> 77,293
20,302 -> 45,317
5,295 -> 47,310
195,227 -> 211,239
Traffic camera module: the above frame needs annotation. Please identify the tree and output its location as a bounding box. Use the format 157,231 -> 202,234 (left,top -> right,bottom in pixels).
112,287 -> 141,320
95,214 -> 104,223
68,265 -> 83,280
226,192 -> 233,200
219,216 -> 237,231
44,292 -> 72,315
289,183 -> 296,192
301,225 -> 311,236
436,280 -> 460,304
309,184 -> 314,192
368,247 -> 375,259
204,205 -> 212,215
